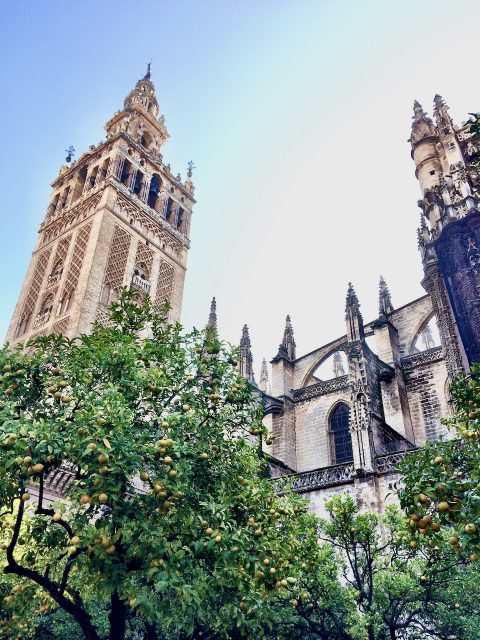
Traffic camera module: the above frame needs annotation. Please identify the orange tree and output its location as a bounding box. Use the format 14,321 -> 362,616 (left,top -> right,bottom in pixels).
397,364 -> 480,559
0,291 -> 320,640
316,495 -> 480,640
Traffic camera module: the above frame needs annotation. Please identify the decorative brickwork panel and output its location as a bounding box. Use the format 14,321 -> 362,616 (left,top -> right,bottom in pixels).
103,225 -> 132,289
17,249 -> 52,335
405,361 -> 446,443
41,192 -> 101,246
293,375 -> 349,402
375,450 -> 418,474
52,317 -> 70,335
95,306 -> 114,328
114,192 -> 183,258
272,462 -> 355,494
134,242 -> 154,274
62,223 -> 92,297
46,235 -> 72,288
401,347 -> 443,370
155,260 -> 175,306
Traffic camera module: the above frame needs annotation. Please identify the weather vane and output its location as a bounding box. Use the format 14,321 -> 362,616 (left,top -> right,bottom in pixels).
65,146 -> 75,163
187,160 -> 196,177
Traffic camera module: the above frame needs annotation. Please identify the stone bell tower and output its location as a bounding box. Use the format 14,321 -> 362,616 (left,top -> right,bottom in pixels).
411,96 -> 480,373
6,66 -> 195,345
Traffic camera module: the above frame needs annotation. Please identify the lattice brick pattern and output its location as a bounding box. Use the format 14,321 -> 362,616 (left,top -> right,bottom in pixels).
95,306 -> 114,328
52,235 -> 72,271
134,241 -> 154,274
52,317 -> 70,335
103,225 -> 132,288
155,260 -> 175,306
20,249 -> 52,319
62,223 -> 93,296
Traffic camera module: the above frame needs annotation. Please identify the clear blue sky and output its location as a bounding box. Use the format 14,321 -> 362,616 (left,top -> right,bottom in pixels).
1,1 -> 480,378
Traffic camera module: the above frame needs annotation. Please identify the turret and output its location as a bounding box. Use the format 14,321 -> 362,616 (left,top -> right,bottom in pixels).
410,100 -> 442,195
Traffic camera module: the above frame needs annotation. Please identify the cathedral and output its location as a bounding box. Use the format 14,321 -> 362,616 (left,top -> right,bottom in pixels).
5,71 -> 480,516
250,94 -> 480,516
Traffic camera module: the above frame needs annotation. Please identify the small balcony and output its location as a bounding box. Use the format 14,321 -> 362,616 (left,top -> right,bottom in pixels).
33,311 -> 51,328
131,274 -> 151,294
45,272 -> 62,288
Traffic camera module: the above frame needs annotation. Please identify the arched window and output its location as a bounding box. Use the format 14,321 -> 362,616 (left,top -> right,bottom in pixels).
330,403 -> 353,464
411,315 -> 441,354
86,165 -> 99,190
16,313 -> 31,338
147,174 -> 162,211
48,260 -> 64,286
72,165 -> 88,202
140,131 -> 153,149
35,294 -> 54,327
166,198 -> 177,225
133,170 -> 144,197
120,159 -> 133,188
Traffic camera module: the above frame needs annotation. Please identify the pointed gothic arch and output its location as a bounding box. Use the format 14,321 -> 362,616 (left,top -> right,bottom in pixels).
328,402 -> 353,465
409,313 -> 441,354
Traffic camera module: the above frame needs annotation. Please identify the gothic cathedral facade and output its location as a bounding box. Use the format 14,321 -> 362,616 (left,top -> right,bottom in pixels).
247,96 -> 480,517
5,68 -> 195,346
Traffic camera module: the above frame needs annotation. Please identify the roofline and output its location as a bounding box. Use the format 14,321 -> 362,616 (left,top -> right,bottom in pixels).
293,293 -> 430,364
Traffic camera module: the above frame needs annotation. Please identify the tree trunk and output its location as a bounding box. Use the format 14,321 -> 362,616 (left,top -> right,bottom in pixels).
145,622 -> 159,640
109,589 -> 127,640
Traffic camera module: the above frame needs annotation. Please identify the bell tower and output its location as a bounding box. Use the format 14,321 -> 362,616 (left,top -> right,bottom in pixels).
6,67 -> 195,345
411,96 -> 480,373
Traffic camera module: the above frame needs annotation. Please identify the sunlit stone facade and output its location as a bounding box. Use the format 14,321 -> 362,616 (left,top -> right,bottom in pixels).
6,67 -> 195,346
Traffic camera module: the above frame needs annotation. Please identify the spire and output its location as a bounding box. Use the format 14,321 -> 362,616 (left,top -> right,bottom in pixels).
123,70 -> 160,119
206,297 -> 218,338
433,94 -> 447,112
273,315 -> 296,361
345,283 -> 364,341
432,94 -> 453,135
259,358 -> 269,393
333,351 -> 346,378
283,315 -> 296,360
378,276 -> 394,317
410,100 -> 436,146
239,324 -> 255,384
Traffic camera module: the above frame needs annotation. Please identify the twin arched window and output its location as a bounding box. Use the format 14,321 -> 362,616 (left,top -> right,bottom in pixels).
330,403 -> 353,464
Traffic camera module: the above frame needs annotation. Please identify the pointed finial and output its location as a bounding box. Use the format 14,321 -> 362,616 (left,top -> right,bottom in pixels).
433,94 -> 445,110
239,325 -> 255,384
333,351 -> 346,378
345,282 -> 359,309
259,358 -> 269,393
345,282 -> 364,341
207,297 -> 218,337
273,315 -> 296,361
410,99 -> 435,145
412,100 -> 426,121
240,324 -> 251,348
378,276 -> 394,317
144,61 -> 152,80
